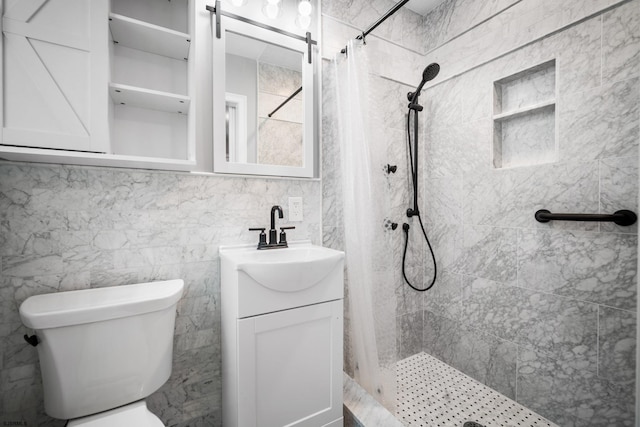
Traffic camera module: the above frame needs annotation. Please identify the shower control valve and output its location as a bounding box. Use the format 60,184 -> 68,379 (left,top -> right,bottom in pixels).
407,208 -> 419,217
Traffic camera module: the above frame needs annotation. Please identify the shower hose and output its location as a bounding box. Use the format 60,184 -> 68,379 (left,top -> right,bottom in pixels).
402,107 -> 437,292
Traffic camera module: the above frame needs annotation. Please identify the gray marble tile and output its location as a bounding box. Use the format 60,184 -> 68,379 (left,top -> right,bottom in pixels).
462,276 -> 599,371
517,229 -> 637,310
555,15 -> 602,96
422,309 -> 462,365
395,266 -> 425,316
422,309 -> 517,399
423,271 -> 461,321
602,0 -> 640,83
452,225 -> 517,282
559,77 -> 639,162
424,174 -> 462,225
464,160 -> 600,230
517,347 -> 635,426
374,76 -> 412,132
598,306 -> 636,384
425,118 -> 492,179
397,310 -> 423,360
448,327 -> 517,400
600,156 -> 639,233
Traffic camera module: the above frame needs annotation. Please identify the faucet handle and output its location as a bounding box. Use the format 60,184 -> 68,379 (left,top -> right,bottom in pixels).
248,228 -> 267,248
279,226 -> 296,246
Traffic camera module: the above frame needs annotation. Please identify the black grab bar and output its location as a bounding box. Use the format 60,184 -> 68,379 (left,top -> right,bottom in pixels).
535,209 -> 637,226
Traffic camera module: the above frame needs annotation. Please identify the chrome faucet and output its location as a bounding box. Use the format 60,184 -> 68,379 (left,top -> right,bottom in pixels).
248,205 -> 295,250
269,205 -> 283,245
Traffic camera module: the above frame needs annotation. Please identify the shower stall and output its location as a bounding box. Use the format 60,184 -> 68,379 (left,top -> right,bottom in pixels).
322,0 -> 639,426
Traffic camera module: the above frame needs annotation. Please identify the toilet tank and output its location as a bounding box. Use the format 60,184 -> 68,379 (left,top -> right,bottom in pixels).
19,279 -> 184,420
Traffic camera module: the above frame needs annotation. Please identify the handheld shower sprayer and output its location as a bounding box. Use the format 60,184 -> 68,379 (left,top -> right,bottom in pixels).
402,62 -> 440,292
407,63 -> 440,104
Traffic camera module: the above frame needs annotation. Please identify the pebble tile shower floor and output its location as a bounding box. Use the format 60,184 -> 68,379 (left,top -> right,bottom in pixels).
396,353 -> 558,427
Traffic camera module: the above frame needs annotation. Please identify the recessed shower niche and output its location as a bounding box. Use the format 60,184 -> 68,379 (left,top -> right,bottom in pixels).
492,60 -> 557,168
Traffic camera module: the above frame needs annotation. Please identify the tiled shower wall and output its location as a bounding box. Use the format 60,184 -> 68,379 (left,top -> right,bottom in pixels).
0,164 -> 321,426
322,0 -> 639,425
415,0 -> 640,425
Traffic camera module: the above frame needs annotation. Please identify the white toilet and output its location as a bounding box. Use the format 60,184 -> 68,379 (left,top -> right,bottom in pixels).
19,279 -> 184,426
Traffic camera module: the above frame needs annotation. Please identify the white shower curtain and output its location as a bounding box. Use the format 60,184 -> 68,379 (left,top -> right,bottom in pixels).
333,39 -> 394,407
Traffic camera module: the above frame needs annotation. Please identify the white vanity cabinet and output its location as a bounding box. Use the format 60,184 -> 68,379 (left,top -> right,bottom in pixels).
220,242 -> 344,427
0,0 -> 196,170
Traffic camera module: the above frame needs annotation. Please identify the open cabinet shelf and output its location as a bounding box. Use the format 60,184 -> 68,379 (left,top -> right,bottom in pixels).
0,0 -> 196,171
109,13 -> 191,60
109,83 -> 190,114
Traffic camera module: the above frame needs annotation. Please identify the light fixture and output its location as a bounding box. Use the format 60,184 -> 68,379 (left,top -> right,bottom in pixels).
296,14 -> 311,29
298,0 -> 312,16
262,0 -> 281,19
229,0 -> 247,6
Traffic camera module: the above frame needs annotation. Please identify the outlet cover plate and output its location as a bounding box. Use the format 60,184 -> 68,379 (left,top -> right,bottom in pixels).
289,197 -> 303,222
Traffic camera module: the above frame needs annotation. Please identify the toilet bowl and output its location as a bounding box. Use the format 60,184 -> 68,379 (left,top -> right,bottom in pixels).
19,279 -> 184,425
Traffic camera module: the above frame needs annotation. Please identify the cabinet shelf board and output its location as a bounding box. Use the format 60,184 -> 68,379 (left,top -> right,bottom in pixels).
110,83 -> 190,114
0,145 -> 196,171
109,13 -> 191,60
493,99 -> 555,122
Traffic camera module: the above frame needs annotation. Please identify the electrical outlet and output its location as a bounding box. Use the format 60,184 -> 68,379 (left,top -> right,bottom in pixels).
289,197 -> 303,222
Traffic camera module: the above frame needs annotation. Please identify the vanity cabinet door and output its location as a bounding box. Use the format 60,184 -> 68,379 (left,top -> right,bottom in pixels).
237,300 -> 343,427
1,0 -> 109,152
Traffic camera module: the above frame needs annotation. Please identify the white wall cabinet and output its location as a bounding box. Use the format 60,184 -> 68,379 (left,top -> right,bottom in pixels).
0,0 -> 196,171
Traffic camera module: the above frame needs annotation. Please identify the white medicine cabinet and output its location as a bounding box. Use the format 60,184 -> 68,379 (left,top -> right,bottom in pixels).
211,6 -> 318,178
0,0 -> 319,176
0,0 -> 196,171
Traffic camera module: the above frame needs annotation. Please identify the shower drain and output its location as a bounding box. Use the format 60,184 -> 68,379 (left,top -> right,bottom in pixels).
396,352 -> 558,427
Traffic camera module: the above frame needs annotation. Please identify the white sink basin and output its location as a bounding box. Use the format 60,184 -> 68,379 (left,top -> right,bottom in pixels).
220,242 -> 344,292
220,241 -> 345,318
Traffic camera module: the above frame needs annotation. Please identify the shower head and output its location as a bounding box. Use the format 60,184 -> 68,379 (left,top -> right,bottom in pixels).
407,63 -> 440,102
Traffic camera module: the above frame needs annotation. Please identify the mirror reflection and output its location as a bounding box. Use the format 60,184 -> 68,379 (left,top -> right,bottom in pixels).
225,31 -> 304,167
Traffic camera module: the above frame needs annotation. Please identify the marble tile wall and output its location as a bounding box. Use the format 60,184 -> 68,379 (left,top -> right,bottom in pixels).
0,163 -> 321,426
322,0 -> 638,425
416,0 -> 640,425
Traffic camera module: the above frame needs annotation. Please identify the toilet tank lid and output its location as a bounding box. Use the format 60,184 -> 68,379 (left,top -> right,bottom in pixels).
19,279 -> 184,329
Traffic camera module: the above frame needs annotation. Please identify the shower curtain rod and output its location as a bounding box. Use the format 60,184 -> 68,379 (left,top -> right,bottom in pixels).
340,0 -> 411,54
268,86 -> 303,118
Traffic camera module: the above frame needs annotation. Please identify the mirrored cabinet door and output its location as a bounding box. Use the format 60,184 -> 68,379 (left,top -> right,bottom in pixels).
212,14 -> 316,178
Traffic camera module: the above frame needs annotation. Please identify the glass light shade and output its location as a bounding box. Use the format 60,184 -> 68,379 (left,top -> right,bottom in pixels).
296,14 -> 311,29
263,1 -> 280,19
229,0 -> 247,6
298,0 -> 312,16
